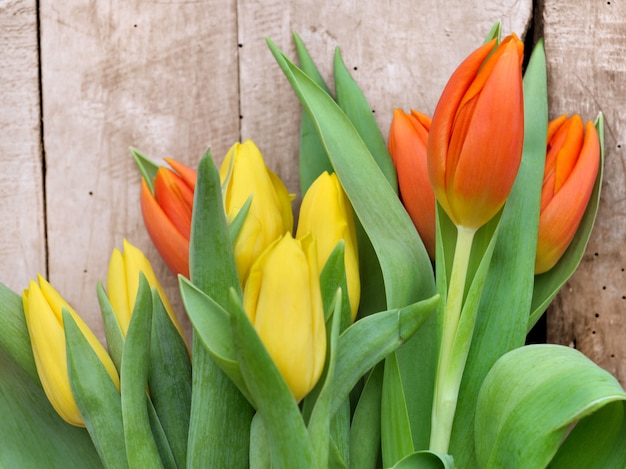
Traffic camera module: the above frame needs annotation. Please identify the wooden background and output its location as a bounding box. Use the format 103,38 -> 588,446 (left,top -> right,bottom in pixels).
1,0 -> 624,385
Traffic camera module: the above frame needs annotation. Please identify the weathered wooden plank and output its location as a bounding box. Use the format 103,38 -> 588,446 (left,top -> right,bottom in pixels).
541,0 -> 626,385
0,1 -> 46,294
40,1 -> 240,338
237,0 -> 532,196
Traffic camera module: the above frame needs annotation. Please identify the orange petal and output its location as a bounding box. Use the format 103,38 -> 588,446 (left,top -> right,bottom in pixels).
140,179 -> 190,277
389,109 -> 436,258
448,35 -> 524,228
535,121 -> 599,273
154,168 -> 193,241
164,157 -> 197,191
428,38 -> 498,225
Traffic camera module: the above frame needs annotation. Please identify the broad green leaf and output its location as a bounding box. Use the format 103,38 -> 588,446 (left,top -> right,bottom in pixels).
250,413 -> 271,469
334,47 -> 397,192
475,344 -> 626,468
0,349 -> 103,467
229,289 -> 316,468
178,276 -> 252,402
349,363 -> 384,469
392,451 -> 455,469
293,31 -> 334,194
64,310 -> 128,469
130,147 -> 160,194
308,290 -> 342,467
97,281 -> 125,371
0,281 -> 37,380
267,38 -> 435,311
148,289 -> 192,468
528,112 -> 605,329
331,294 -> 439,416
448,40 -> 549,467
382,352 -> 414,466
120,275 -> 163,468
551,399 -> 626,468
186,151 -> 253,467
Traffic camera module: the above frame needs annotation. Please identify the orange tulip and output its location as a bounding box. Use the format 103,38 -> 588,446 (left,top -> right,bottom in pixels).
428,34 -> 525,229
140,158 -> 196,278
388,109 -> 436,259
535,115 -> 600,274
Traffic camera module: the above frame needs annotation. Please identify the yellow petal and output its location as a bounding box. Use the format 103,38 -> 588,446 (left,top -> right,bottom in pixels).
121,239 -> 185,339
108,248 -> 131,335
245,234 -> 326,401
23,281 -> 82,426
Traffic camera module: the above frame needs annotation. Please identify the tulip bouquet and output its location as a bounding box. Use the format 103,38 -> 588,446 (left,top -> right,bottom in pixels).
1,21 -> 625,469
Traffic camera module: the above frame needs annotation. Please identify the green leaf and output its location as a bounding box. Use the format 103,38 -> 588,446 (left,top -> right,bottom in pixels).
97,281 -> 125,371
267,38 -> 434,310
250,413 -> 272,469
483,21 -> 501,44
0,282 -> 38,380
528,111 -> 605,329
382,352 -> 414,466
130,147 -> 160,195
293,31 -> 334,194
0,348 -> 103,467
475,344 -> 626,468
228,194 -> 252,246
334,47 -> 397,192
319,240 -> 352,329
64,309 -> 128,469
229,289 -> 316,468
146,401 -> 177,469
550,399 -> 626,468
178,275 -> 252,402
349,363 -> 384,469
448,40 -> 549,466
148,289 -> 192,469
391,451 -> 455,469
308,289 -> 342,467
186,150 -> 253,467
331,294 -> 439,416
120,274 -> 163,468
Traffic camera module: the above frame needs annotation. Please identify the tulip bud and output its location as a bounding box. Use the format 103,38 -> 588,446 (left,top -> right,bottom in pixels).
535,115 -> 600,274
428,34 -> 525,229
140,158 -> 196,277
107,239 -> 185,339
243,233 -> 326,401
388,109 -> 436,258
22,276 -> 120,426
220,140 -> 294,285
296,171 -> 360,321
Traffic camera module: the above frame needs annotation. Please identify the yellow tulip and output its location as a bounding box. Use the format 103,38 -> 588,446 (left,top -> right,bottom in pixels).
243,233 -> 326,402
296,171 -> 360,321
107,239 -> 184,339
220,140 -> 294,285
22,276 -> 120,426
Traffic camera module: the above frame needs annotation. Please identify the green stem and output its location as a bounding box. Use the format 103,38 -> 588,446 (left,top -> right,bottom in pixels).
429,225 -> 476,454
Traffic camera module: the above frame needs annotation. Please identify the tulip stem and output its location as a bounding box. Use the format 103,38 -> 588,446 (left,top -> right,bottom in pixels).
429,225 -> 476,454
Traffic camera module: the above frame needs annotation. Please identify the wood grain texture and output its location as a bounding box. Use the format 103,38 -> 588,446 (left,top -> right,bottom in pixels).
237,0 -> 532,196
39,1 -> 240,338
0,0 -> 46,294
541,0 -> 626,385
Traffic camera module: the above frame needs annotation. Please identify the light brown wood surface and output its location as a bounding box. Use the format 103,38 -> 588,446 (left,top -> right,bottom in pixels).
541,0 -> 626,385
2,1 -> 624,385
0,0 -> 46,295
